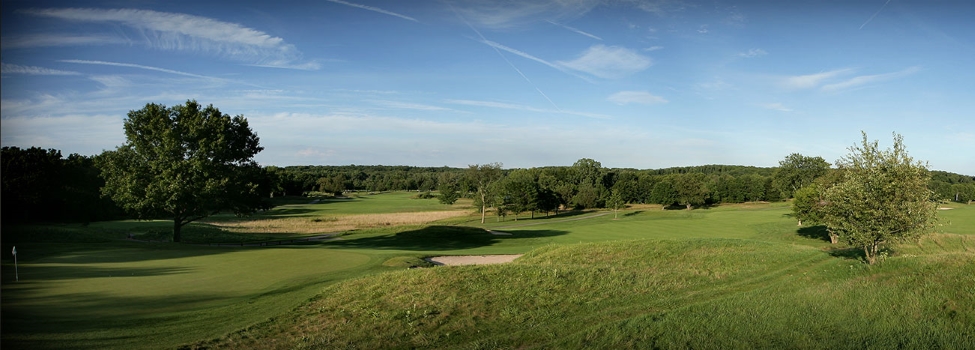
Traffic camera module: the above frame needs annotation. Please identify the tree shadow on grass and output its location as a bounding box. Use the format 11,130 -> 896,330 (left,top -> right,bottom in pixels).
797,225 -> 832,243
323,226 -> 568,251
623,211 -> 645,218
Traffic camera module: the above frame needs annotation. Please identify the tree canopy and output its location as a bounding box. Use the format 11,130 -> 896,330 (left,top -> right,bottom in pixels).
772,153 -> 830,198
99,101 -> 268,242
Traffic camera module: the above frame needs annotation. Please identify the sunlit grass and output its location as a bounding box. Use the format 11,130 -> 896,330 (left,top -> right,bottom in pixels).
2,194 -> 972,349
205,210 -> 470,234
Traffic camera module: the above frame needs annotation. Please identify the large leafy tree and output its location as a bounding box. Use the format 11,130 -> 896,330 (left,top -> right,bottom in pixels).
99,101 -> 267,242
821,133 -> 938,264
466,163 -> 504,224
672,173 -> 709,210
772,153 -> 830,198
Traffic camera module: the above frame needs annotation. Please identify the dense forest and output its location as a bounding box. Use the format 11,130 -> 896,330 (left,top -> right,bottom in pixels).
3,146 -> 974,224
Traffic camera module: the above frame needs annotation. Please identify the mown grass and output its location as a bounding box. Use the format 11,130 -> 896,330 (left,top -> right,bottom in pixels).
0,242 -> 378,350
2,194 -> 973,349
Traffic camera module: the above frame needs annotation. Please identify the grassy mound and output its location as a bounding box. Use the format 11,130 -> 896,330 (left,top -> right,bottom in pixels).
191,239 -> 975,349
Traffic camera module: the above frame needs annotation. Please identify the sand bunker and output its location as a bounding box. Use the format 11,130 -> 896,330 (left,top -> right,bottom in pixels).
425,254 -> 523,266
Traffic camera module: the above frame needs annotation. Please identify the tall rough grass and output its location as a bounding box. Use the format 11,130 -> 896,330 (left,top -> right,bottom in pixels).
191,239 -> 975,349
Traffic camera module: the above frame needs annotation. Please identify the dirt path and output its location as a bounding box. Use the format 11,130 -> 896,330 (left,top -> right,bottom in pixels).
425,254 -> 523,266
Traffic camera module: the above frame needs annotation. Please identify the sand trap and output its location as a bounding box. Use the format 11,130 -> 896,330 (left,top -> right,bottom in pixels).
425,254 -> 523,266
938,207 -> 954,210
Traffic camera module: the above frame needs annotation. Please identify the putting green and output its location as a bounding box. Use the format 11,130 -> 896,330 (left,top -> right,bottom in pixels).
2,243 -> 370,350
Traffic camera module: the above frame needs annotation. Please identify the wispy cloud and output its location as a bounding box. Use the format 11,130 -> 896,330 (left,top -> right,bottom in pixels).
325,0 -> 417,22
545,20 -> 601,40
22,8 -> 317,70
1,62 -> 80,75
452,0 -> 598,29
759,103 -> 792,112
556,45 -> 652,79
607,91 -> 668,105
479,39 -> 566,72
737,48 -> 767,58
445,99 -> 608,119
643,46 -> 664,52
783,68 -> 855,89
697,25 -> 709,34
821,66 -> 921,92
860,0 -> 892,30
0,34 -> 127,49
60,59 -> 224,80
373,100 -> 452,111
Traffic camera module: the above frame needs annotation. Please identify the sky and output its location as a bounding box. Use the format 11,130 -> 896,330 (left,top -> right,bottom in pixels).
2,0 -> 973,174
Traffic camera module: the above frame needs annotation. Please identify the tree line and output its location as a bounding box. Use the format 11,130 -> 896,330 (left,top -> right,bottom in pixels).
7,146 -> 972,226
2,101 -> 972,248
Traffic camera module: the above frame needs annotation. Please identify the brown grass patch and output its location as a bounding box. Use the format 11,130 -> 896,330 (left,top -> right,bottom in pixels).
205,210 -> 469,234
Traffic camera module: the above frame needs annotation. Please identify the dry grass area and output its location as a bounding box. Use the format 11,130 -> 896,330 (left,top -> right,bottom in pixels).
205,210 -> 470,234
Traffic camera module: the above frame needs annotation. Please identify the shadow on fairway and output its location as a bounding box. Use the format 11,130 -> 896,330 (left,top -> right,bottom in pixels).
797,225 -> 832,243
1,288 -> 236,350
623,210 -> 645,217
324,225 -> 568,251
11,265 -> 195,280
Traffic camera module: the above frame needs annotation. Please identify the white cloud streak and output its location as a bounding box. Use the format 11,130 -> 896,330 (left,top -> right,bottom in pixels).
782,67 -> 920,92
738,48 -> 767,58
783,68 -> 855,89
1,62 -> 80,75
0,34 -> 128,49
372,100 -> 453,111
325,0 -> 418,22
860,0 -> 892,30
22,8 -> 317,70
479,39 -> 567,72
452,0 -> 599,29
821,66 -> 921,92
556,45 -> 652,79
545,20 -> 601,40
759,103 -> 792,112
607,91 -> 668,105
59,59 -> 224,80
445,99 -> 608,119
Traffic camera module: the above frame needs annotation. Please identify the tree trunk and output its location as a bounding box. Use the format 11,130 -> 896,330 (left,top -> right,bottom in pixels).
173,219 -> 183,243
828,230 -> 838,244
864,243 -> 879,264
614,209 -> 618,219
480,191 -> 487,224
797,219 -> 802,226
685,203 -> 692,210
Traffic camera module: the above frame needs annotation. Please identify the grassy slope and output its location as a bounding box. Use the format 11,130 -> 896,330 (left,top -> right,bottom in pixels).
2,195 -> 973,349
195,238 -> 975,349
194,203 -> 975,349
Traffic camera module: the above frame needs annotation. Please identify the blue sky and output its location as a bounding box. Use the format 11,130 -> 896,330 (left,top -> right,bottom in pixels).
2,0 -> 973,174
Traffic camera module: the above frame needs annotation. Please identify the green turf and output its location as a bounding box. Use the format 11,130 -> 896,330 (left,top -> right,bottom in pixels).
2,194 -> 973,349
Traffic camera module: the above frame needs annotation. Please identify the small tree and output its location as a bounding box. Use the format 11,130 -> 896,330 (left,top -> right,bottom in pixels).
792,183 -> 839,244
607,189 -> 625,219
99,101 -> 266,242
821,132 -> 938,264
